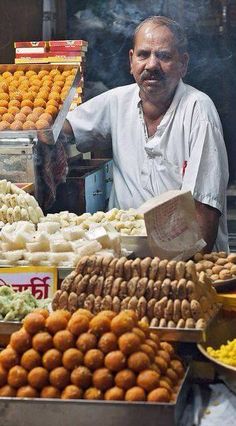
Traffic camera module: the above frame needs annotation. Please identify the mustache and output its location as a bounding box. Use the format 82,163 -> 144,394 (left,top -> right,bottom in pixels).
141,70 -> 165,81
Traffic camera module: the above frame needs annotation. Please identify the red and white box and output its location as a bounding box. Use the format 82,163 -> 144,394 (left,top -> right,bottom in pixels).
14,41 -> 48,48
49,40 -> 88,49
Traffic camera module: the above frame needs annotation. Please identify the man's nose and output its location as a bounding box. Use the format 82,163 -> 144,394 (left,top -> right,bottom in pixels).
145,54 -> 161,70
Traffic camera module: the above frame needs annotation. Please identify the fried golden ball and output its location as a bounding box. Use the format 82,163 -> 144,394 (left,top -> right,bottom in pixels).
8,365 -> 28,388
23,120 -> 36,130
160,342 -> 175,358
0,82 -> 8,93
28,367 -> 49,390
114,369 -> 136,390
0,121 -> 10,130
14,70 -> 25,78
40,112 -> 53,124
68,314 -> 89,336
145,339 -> 158,354
48,92 -> 61,103
49,367 -> 70,390
61,384 -> 83,399
10,120 -> 23,130
76,332 -> 97,353
159,379 -> 172,394
154,356 -> 168,374
8,106 -> 20,116
0,92 -> 9,101
128,352 -> 150,372
0,365 -> 8,387
92,368 -> 114,391
98,332 -> 118,354
147,387 -> 170,403
104,351 -> 126,372
140,344 -> 155,363
157,350 -> 171,364
33,308 -> 49,320
23,312 -> 46,335
74,309 -> 93,320
46,311 -> 68,334
14,112 -> 27,123
40,386 -> 61,399
34,98 -> 46,109
42,349 -> 62,370
51,84 -> 62,93
57,309 -> 72,321
89,315 -> 111,337
0,106 -> 8,115
35,119 -> 49,129
84,349 -> 104,370
104,386 -> 124,401
46,99 -> 59,108
21,99 -> 34,108
2,71 -> 12,79
22,92 -> 34,102
118,332 -> 141,355
149,332 -> 160,347
21,106 -> 32,116
27,113 -> 38,123
45,105 -> 58,116
0,385 -> 16,397
38,70 -> 49,79
21,348 -> 42,370
125,386 -> 146,401
62,348 -> 83,370
2,112 -> 14,123
170,360 -> 184,379
10,328 -> 31,354
0,347 -> 19,370
71,366 -> 92,389
0,100 -> 8,108
26,70 -> 37,78
32,331 -> 53,353
137,369 -> 160,392
84,387 -> 103,400
165,368 -> 179,385
111,313 -> 134,336
10,91 -> 23,102
53,330 -> 74,352
8,99 -> 21,108
17,385 -> 39,398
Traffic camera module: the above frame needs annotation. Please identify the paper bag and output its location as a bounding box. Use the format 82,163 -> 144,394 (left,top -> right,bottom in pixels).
138,190 -> 206,261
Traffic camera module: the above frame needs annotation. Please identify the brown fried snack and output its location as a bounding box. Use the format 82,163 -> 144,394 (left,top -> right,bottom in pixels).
71,366 -> 92,389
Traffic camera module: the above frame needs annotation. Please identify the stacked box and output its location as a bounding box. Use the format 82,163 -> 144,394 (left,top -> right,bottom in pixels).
14,40 -> 88,107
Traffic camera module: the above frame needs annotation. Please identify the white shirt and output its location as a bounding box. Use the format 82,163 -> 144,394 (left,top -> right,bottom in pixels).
67,80 -> 229,251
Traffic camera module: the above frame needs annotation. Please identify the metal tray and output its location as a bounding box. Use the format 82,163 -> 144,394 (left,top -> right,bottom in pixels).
0,368 -> 190,426
0,320 -> 21,335
121,235 -> 150,258
150,309 -> 220,343
212,276 -> 236,292
0,64 -> 81,145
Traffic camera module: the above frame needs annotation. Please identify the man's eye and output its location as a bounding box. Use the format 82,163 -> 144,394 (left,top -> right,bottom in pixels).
157,52 -> 171,60
137,51 -> 149,58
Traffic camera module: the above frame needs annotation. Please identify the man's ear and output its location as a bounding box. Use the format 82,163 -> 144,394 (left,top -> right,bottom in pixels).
129,49 -> 134,74
180,52 -> 189,78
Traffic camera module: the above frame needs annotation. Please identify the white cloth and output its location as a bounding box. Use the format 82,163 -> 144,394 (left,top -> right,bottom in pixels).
67,80 -> 229,251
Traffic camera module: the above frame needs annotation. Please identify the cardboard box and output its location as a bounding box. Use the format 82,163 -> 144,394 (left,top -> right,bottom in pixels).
14,41 -> 48,48
15,52 -> 49,59
49,40 -> 88,48
16,47 -> 47,53
49,45 -> 87,52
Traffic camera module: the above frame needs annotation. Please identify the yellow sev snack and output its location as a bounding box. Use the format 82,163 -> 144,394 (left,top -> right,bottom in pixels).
207,339 -> 236,367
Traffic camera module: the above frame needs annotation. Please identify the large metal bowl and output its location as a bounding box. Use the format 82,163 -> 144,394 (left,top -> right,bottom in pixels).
197,313 -> 236,392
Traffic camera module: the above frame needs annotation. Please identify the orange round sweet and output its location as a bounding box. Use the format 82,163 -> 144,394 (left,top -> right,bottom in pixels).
89,315 -> 111,337
0,121 -> 10,130
33,308 -> 49,320
0,100 -> 8,108
111,313 -> 134,336
0,107 -> 8,116
0,366 -> 7,387
147,387 -> 170,402
68,314 -> 89,336
115,369 -> 136,390
76,333 -> 97,353
25,70 -> 37,78
84,349 -> 104,371
0,82 -> 8,92
23,312 -> 46,335
132,328 -> 146,343
14,70 -> 25,78
48,92 -> 61,103
128,352 -> 150,372
33,106 -> 45,116
10,120 -> 23,130
40,386 -> 61,399
18,76 -> 28,83
49,367 -> 70,390
53,80 -> 65,88
118,332 -> 141,355
37,91 -> 49,101
23,120 -> 36,130
27,113 -> 38,123
8,106 -> 20,116
53,74 -> 65,82
30,85 -> 40,93
92,368 -> 114,391
0,385 -> 16,397
46,99 -> 58,108
104,351 -> 126,372
17,386 -> 39,398
29,77 -> 41,86
40,112 -> 53,124
21,348 -> 42,370
157,350 -> 171,364
10,328 -> 32,354
0,92 -> 9,101
28,367 -> 49,390
2,113 -> 14,123
8,365 -> 28,388
45,105 -> 58,117
154,356 -> 168,374
53,330 -> 74,352
35,119 -> 49,130
8,99 -> 21,108
70,366 -> 92,389
42,349 -> 62,370
137,369 -> 160,392
34,98 -> 46,108
49,69 -> 60,77
62,348 -> 83,370
22,92 -> 34,102
125,386 -> 146,401
140,344 -> 155,363
32,331 -> 53,353
10,91 -> 23,102
2,71 -> 12,79
61,384 -> 83,399
38,70 -> 49,79
98,332 -> 118,354
104,386 -> 124,400
46,312 -> 68,333
9,80 -> 19,89
21,99 -> 34,108
21,106 -> 32,116
42,74 -> 52,82
14,112 -> 27,123
62,70 -> 72,77
83,387 -> 103,400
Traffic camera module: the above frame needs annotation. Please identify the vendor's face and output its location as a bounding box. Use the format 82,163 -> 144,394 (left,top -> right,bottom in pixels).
129,23 -> 189,102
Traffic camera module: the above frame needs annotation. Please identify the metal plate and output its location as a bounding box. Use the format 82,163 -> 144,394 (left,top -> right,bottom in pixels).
0,320 -> 21,335
0,368 -> 190,426
212,276 -> 236,292
0,64 -> 81,145
150,309 -> 220,343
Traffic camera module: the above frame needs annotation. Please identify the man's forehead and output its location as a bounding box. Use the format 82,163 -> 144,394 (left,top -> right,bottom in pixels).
135,23 -> 175,47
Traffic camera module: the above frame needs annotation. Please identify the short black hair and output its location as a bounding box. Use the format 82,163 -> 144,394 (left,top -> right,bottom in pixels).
133,16 -> 188,54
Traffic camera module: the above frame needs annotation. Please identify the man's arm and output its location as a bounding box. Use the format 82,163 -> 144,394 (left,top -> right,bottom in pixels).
62,119 -> 74,136
195,200 -> 220,253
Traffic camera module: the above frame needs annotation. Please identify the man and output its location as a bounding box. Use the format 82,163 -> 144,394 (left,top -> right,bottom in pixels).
63,16 -> 229,252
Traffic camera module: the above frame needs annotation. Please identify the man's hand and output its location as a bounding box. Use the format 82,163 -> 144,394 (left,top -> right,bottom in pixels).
195,200 -> 220,253
62,119 -> 74,137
